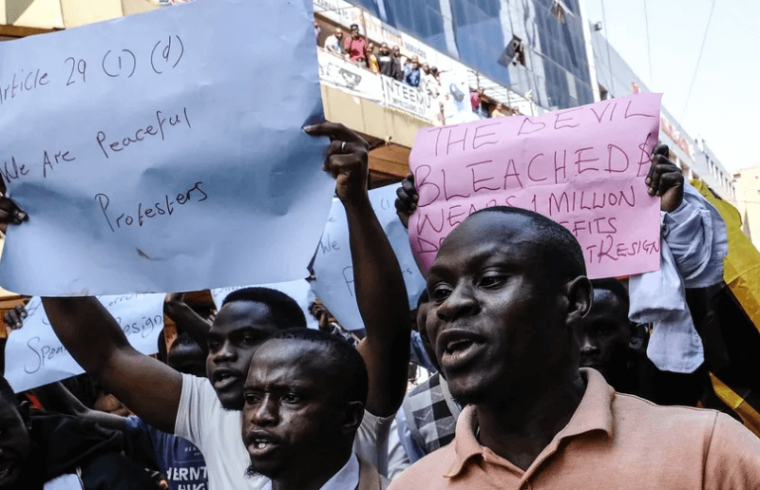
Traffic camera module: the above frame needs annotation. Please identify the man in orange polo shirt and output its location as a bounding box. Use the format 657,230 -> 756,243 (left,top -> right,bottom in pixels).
390,205 -> 760,489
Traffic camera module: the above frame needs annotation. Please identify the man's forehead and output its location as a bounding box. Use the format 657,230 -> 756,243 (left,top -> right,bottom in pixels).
434,213 -> 538,266
247,341 -> 336,384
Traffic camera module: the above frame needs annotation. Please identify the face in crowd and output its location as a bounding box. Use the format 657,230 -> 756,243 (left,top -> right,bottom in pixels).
0,380 -> 32,489
392,46 -> 401,57
242,331 -> 366,482
423,207 -> 591,405
350,24 -> 360,38
380,43 -> 390,55
167,333 -> 207,378
411,56 -> 420,68
575,280 -> 634,383
335,28 -> 343,41
206,288 -> 307,411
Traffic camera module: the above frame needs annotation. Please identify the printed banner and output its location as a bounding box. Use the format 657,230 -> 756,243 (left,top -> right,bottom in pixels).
311,185 -> 427,331
318,49 -> 384,103
409,93 -> 663,279
381,75 -> 434,121
0,0 -> 334,296
5,295 -> 165,392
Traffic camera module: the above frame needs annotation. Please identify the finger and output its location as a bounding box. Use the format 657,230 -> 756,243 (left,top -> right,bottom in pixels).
395,185 -> 416,212
0,199 -> 27,223
654,144 -> 669,157
402,177 -> 418,202
658,170 -> 683,197
648,161 -> 677,196
325,153 -> 363,174
304,121 -> 366,145
326,140 -> 365,158
648,161 -> 666,196
646,145 -> 670,185
16,305 -> 27,319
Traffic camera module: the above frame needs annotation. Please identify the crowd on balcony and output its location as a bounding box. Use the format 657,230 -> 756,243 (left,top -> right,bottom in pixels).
316,20 -> 521,122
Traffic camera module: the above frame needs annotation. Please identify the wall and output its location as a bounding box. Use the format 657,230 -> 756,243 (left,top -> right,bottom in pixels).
734,165 -> 760,250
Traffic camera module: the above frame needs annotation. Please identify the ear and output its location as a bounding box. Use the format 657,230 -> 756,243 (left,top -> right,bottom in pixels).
340,401 -> 365,437
565,276 -> 593,325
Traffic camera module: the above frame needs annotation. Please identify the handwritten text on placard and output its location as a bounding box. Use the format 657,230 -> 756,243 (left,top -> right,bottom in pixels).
409,93 -> 663,279
5,294 -> 165,392
0,0 -> 334,296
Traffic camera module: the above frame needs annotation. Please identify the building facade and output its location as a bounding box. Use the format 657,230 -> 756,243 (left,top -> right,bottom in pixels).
734,165 -> 760,249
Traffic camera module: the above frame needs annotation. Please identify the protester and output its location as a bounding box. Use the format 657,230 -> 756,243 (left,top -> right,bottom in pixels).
490,102 -> 508,117
470,87 -> 484,112
366,42 -> 380,74
0,374 -> 162,490
344,24 -> 367,67
0,122 -> 411,490
421,63 -> 439,98
389,178 -> 760,488
242,329 -> 387,490
403,56 -> 421,88
391,46 -> 405,81
375,43 -> 398,79
324,28 -> 345,57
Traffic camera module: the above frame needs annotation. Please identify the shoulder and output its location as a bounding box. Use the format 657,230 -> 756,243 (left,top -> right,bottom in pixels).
388,443 -> 456,490
612,392 -> 722,441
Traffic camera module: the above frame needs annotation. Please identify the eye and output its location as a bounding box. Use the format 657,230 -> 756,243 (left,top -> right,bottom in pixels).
207,341 -> 221,352
479,272 -> 507,289
282,394 -> 301,404
432,285 -> 452,303
244,393 -> 263,405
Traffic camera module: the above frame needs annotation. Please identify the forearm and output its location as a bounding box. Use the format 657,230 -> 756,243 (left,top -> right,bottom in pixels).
42,297 -> 182,433
346,196 -> 411,416
33,381 -> 127,431
42,297 -> 131,376
164,299 -> 210,354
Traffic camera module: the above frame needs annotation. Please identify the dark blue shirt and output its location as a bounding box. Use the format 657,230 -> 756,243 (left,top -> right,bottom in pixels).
126,416 -> 208,490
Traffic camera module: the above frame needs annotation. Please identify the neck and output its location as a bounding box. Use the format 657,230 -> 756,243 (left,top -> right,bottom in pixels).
476,369 -> 586,471
271,446 -> 352,490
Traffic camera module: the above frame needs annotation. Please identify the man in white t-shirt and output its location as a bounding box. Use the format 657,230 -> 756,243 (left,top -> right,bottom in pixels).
33,122 -> 412,490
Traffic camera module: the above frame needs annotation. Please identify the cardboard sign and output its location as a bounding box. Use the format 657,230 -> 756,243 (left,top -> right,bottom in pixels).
311,185 -> 426,331
0,0 -> 334,296
5,295 -> 165,392
409,93 -> 663,279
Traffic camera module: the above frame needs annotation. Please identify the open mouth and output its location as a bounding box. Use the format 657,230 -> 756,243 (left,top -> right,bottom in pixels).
213,371 -> 241,391
246,433 -> 280,458
438,330 -> 486,369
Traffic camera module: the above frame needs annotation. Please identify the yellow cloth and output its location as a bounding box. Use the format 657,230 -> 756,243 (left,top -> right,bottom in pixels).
690,180 -> 760,335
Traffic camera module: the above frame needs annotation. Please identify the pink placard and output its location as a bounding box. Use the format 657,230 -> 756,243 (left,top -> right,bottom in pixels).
409,93 -> 663,279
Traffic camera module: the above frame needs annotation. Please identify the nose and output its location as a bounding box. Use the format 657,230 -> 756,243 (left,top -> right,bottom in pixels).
580,336 -> 600,357
249,395 -> 278,427
213,340 -> 237,364
436,284 -> 478,323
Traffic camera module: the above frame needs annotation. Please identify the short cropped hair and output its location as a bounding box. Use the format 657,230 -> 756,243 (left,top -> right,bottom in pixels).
222,287 -> 307,330
471,206 -> 586,279
263,329 -> 368,406
591,278 -> 630,311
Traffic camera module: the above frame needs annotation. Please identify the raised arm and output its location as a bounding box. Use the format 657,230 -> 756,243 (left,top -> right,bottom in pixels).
164,293 -> 211,355
33,381 -> 128,432
41,297 -> 181,433
306,122 -> 411,417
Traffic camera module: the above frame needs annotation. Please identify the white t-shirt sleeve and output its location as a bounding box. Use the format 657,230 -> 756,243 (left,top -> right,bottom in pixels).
174,373 -> 219,451
354,410 -> 405,478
